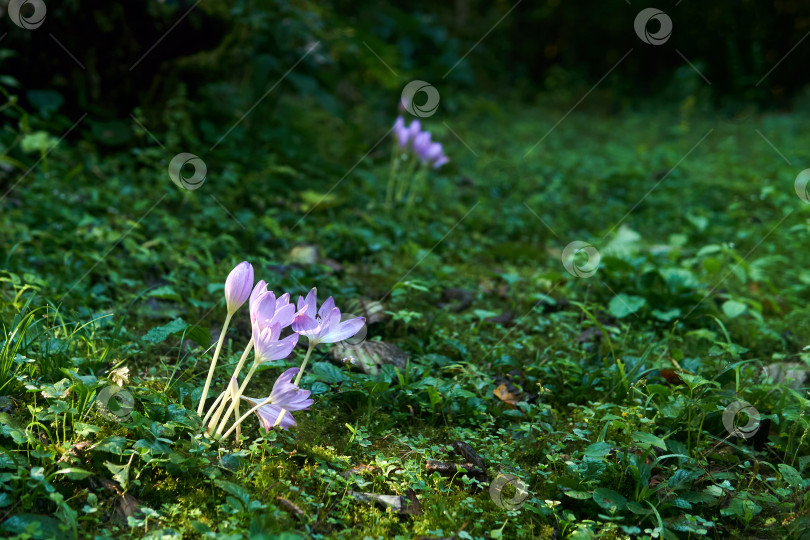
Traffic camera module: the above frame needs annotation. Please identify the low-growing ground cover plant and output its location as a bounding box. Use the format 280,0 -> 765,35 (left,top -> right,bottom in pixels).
2,3 -> 810,538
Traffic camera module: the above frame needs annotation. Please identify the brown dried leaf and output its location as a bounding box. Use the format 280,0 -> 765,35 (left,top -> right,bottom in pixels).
493,383 -> 518,408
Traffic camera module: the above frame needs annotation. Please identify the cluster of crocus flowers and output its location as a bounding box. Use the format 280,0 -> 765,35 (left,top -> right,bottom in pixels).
393,117 -> 449,169
197,262 -> 365,441
386,116 -> 449,206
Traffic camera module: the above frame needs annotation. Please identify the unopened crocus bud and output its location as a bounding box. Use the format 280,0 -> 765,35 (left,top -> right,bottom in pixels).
224,261 -> 254,315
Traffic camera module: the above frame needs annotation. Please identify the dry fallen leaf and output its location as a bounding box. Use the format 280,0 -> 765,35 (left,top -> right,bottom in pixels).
493,383 -> 518,408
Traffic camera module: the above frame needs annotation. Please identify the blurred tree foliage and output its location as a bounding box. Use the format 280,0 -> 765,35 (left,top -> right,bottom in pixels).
1,0 -> 809,154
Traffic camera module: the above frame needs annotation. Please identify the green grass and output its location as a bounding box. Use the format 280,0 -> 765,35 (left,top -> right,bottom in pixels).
1,92 -> 810,539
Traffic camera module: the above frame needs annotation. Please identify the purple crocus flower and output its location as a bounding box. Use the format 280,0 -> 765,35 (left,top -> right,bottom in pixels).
240,368 -> 313,430
407,119 -> 422,140
224,261 -> 254,315
411,131 -> 432,160
253,323 -> 298,364
394,116 -> 410,148
250,282 -> 295,331
423,142 -> 443,163
291,288 -> 365,346
433,155 -> 450,169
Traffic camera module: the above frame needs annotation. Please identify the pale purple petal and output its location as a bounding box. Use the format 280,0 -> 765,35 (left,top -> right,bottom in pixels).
318,296 -> 335,320
292,313 -> 319,335
321,316 -> 366,344
251,291 -> 277,330
433,155 -> 449,169
269,303 -> 296,329
297,288 -> 317,320
425,142 -> 443,161
249,280 -> 268,312
408,120 -> 421,139
224,262 -> 254,314
257,332 -> 298,362
412,132 -> 432,161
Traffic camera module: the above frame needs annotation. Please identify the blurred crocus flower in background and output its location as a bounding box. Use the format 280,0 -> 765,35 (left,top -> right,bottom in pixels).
224,261 -> 254,315
292,288 -> 365,347
390,117 -> 450,169
386,115 -> 450,206
239,368 -> 313,431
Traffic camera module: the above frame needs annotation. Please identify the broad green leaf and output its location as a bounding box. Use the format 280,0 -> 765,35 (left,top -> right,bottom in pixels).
54,467 -> 94,480
92,436 -> 128,454
311,362 -> 349,383
584,441 -> 613,458
632,431 -> 667,451
608,294 -> 646,318
778,464 -> 803,487
722,300 -> 747,319
592,488 -> 627,511
563,490 -> 591,500
142,319 -> 188,344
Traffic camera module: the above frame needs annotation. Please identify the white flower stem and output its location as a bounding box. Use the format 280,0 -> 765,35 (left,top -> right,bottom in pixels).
220,395 -> 273,441
215,363 -> 257,436
205,339 -> 254,434
197,312 -> 233,416
273,342 -> 314,428
231,381 -> 241,441
202,389 -> 227,426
